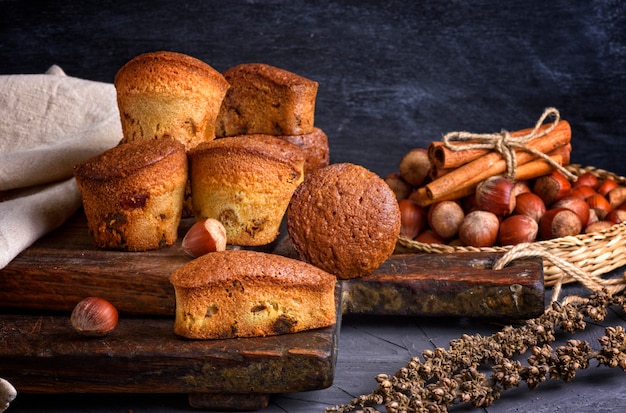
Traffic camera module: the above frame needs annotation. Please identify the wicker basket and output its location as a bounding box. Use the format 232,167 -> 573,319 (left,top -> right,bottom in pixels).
397,164 -> 626,289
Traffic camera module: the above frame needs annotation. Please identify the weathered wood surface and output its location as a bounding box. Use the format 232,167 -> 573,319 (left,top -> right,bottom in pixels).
0,210 -> 545,319
342,252 -> 543,319
0,211 -> 190,316
0,310 -> 339,397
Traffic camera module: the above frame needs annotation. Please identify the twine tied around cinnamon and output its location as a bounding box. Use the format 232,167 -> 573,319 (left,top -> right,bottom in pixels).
442,107 -> 577,181
493,242 -> 626,304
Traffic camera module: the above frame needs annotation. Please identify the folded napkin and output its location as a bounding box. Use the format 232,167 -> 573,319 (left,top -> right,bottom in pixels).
0,66 -> 123,268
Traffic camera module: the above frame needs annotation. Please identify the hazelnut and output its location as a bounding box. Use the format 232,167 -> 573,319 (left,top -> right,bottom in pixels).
570,185 -> 597,200
513,192 -> 546,223
606,209 -> 626,225
607,186 -> 626,210
71,297 -> 118,337
532,171 -> 572,206
553,196 -> 590,228
458,210 -> 499,247
572,172 -> 599,189
385,172 -> 412,200
586,193 -> 612,219
414,229 -> 446,245
182,218 -> 227,258
512,180 -> 531,197
475,176 -> 516,216
587,208 -> 599,226
398,199 -> 426,239
498,214 -> 539,245
539,207 -> 582,240
460,193 -> 479,213
399,148 -> 431,187
597,178 -> 619,197
585,220 -> 615,234
427,200 -> 465,240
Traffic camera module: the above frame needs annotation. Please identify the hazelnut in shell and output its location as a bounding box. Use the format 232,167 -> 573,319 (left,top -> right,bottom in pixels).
539,207 -> 582,240
597,178 -> 619,197
513,192 -> 546,223
458,210 -> 499,247
572,172 -> 599,189
71,297 -> 119,337
553,196 -> 590,229
533,171 -> 572,206
606,209 -> 626,225
585,220 -> 615,234
399,148 -> 430,187
182,218 -> 227,258
385,172 -> 412,200
475,176 -> 516,217
498,214 -> 538,245
586,193 -> 611,219
427,200 -> 465,240
398,199 -> 426,239
415,229 -> 446,245
607,186 -> 626,210
570,185 -> 597,200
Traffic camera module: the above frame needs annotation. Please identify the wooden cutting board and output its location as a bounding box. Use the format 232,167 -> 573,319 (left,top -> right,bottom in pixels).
0,210 -> 544,410
0,309 -> 340,411
0,210 -> 544,318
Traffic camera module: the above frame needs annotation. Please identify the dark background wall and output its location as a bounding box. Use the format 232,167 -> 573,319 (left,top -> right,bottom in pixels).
1,0 -> 624,178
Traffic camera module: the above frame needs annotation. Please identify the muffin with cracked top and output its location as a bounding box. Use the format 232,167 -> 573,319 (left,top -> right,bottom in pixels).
287,162 -> 401,279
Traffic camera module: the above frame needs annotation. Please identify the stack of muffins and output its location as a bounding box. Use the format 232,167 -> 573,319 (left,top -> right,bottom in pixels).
190,62 -> 331,246
71,51 -> 402,340
74,51 -> 328,251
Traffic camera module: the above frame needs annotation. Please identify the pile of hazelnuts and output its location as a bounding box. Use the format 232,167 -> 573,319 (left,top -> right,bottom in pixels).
386,148 -> 626,248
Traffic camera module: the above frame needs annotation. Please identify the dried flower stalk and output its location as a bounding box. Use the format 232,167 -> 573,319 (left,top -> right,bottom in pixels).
326,291 -> 626,413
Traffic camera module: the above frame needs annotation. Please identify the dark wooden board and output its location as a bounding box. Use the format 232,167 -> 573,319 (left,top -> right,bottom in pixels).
342,252 -> 544,319
0,209 -> 543,410
0,210 -> 544,319
0,308 -> 340,411
0,211 -> 344,410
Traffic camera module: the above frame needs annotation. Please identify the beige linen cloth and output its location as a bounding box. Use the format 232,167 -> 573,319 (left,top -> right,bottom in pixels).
0,66 -> 122,268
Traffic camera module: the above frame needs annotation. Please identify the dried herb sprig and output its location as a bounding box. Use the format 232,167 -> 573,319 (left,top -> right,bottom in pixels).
325,291 -> 626,413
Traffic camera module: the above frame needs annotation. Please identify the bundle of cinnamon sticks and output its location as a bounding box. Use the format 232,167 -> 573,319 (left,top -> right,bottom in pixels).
411,120 -> 572,206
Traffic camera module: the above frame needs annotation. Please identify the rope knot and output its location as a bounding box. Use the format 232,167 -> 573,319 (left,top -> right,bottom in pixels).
442,108 -> 576,180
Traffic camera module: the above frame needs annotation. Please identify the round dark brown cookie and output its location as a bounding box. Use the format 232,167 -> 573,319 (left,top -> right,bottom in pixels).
286,162 -> 401,279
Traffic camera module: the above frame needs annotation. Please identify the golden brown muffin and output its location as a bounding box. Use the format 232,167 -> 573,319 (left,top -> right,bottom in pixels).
275,127 -> 330,177
74,136 -> 187,251
169,250 -> 337,339
114,51 -> 230,151
286,163 -> 401,279
188,135 -> 305,246
215,63 -> 318,137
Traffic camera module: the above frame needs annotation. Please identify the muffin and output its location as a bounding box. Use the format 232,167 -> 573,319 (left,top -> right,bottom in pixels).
188,135 -> 305,246
114,51 -> 230,151
275,127 -> 330,177
74,136 -> 187,251
286,163 -> 401,279
215,63 -> 318,137
169,250 -> 337,339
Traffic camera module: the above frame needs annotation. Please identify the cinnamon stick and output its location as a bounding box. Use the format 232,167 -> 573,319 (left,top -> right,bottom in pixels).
412,154 -> 566,206
428,141 -> 490,169
428,120 -> 571,169
424,120 -> 571,202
